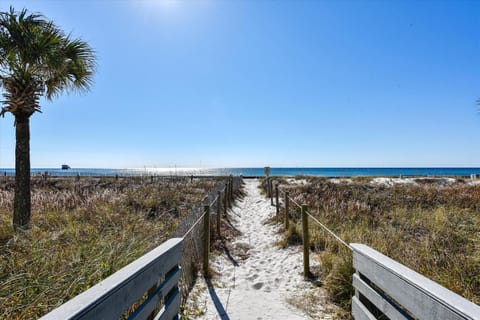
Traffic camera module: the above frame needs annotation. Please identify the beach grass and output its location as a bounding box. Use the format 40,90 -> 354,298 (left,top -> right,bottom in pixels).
264,177 -> 480,318
0,176 -> 219,319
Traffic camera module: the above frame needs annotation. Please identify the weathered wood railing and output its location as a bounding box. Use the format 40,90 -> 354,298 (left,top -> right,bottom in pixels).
351,244 -> 480,320
39,238 -> 183,320
39,176 -> 243,320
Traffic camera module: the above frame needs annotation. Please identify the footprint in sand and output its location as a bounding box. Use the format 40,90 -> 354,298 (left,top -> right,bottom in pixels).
247,274 -> 259,281
252,282 -> 264,290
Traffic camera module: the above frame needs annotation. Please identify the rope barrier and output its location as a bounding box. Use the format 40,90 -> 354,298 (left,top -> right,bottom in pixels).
183,179 -> 234,238
288,196 -> 302,209
305,210 -> 352,251
210,195 -> 218,207
278,185 -> 351,251
183,184 -> 230,239
183,208 -> 208,239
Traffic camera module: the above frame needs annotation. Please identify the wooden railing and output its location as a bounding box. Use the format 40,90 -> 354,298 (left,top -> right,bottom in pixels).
39,238 -> 183,320
351,244 -> 480,320
38,176 -> 242,320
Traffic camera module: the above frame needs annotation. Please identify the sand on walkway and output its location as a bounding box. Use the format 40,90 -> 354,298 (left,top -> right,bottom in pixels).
185,179 -> 335,320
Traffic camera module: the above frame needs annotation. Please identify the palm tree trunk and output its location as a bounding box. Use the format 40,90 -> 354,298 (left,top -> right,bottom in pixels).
13,115 -> 31,229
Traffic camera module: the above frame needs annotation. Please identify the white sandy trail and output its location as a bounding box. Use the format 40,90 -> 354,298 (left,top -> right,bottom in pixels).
186,179 -> 334,320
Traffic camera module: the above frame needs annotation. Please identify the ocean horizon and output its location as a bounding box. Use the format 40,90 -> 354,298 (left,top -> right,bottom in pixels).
1,167 -> 480,177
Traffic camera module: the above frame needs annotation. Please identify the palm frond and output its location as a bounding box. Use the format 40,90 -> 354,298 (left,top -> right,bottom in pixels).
0,6 -> 96,114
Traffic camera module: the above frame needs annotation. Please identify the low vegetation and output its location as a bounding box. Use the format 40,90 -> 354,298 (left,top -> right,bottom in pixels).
265,177 -> 480,318
0,176 -> 220,319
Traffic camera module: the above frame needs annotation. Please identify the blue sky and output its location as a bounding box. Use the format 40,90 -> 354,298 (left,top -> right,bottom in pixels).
0,0 -> 479,168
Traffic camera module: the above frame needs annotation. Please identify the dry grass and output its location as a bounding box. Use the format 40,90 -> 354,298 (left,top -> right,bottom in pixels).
0,176 -> 221,319
263,177 -> 480,316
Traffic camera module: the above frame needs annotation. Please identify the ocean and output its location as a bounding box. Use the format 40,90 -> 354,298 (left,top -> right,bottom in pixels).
1,167 -> 480,177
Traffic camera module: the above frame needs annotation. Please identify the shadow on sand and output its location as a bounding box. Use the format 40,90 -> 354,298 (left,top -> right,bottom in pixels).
205,278 -> 231,320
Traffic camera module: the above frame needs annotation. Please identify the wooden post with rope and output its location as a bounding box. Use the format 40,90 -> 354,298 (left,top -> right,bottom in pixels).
203,205 -> 210,276
266,177 -> 271,198
285,192 -> 290,229
225,183 -> 230,209
301,204 -> 310,279
275,184 -> 279,218
223,185 -> 227,216
270,179 -> 273,206
216,191 -> 221,238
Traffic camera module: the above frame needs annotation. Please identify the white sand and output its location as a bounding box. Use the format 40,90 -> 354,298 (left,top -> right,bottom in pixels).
185,179 -> 334,320
286,178 -> 308,185
371,177 -> 418,186
371,177 -> 459,187
328,178 -> 352,184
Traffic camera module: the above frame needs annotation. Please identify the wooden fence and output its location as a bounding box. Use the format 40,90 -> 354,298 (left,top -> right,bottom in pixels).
39,238 -> 183,320
39,176 -> 242,320
267,178 -> 480,320
351,244 -> 480,320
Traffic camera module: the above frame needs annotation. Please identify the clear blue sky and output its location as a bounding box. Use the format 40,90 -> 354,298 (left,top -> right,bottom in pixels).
1,0 -> 479,168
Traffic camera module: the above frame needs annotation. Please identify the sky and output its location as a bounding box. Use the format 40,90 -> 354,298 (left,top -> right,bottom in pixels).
0,0 -> 479,168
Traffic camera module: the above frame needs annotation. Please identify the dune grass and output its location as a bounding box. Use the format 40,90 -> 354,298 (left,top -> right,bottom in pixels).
266,177 -> 480,318
0,176 -> 220,319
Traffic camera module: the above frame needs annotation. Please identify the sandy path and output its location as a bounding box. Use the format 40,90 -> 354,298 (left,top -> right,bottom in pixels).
186,179 -> 334,320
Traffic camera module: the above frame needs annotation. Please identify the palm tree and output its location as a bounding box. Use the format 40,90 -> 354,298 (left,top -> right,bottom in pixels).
0,7 -> 96,229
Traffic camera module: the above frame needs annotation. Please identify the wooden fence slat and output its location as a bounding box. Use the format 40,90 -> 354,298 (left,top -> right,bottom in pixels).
284,192 -> 289,229
275,185 -> 279,217
155,288 -> 181,320
216,191 -> 221,237
352,296 -> 377,320
39,238 -> 182,320
203,205 -> 210,275
128,266 -> 181,320
301,204 -> 309,279
352,273 -> 408,320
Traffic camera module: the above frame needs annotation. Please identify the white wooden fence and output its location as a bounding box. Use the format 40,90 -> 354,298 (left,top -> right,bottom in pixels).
351,243 -> 480,320
39,238 -> 183,320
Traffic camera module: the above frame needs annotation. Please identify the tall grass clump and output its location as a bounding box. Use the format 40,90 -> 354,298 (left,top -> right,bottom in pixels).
265,177 -> 480,316
0,176 -> 220,319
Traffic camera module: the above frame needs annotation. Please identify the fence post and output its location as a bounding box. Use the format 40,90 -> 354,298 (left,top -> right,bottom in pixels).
227,181 -> 230,207
229,179 -> 233,205
203,205 -> 210,276
270,179 -> 274,206
275,184 -> 279,218
216,191 -> 221,238
285,192 -> 289,230
223,186 -> 228,216
266,177 -> 271,198
301,204 -> 310,279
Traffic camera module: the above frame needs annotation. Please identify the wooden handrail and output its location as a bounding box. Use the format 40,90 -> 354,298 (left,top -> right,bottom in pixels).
351,243 -> 480,320
39,238 -> 183,320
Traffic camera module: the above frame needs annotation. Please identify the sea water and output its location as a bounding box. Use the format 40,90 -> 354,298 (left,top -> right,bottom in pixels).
1,167 -> 480,177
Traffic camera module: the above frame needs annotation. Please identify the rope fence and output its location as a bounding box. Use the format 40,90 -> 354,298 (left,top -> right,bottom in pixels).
182,208 -> 208,239
173,176 -> 243,300
304,209 -> 352,251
